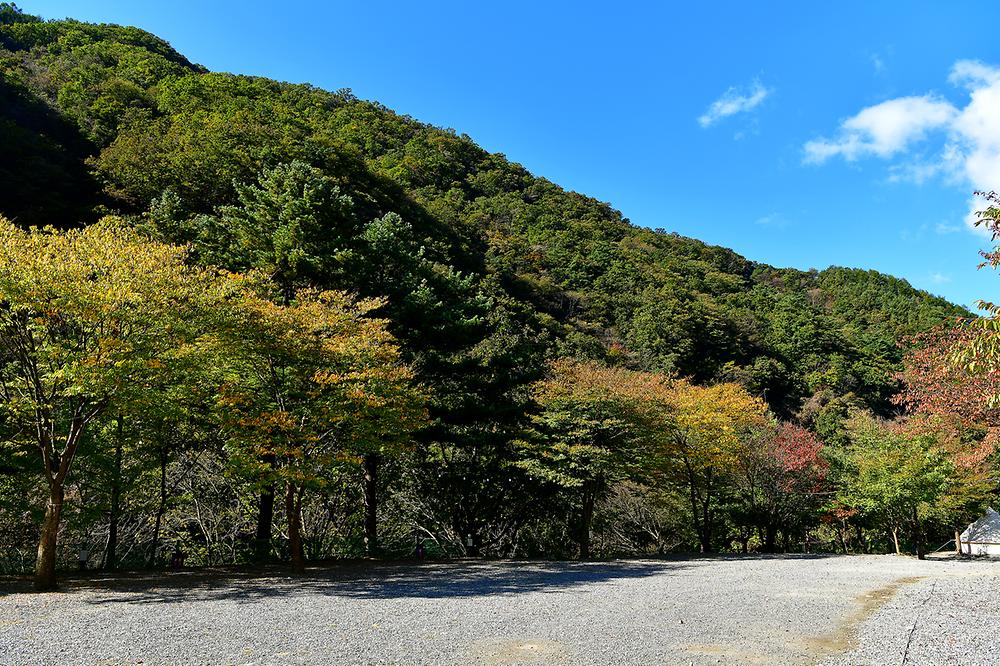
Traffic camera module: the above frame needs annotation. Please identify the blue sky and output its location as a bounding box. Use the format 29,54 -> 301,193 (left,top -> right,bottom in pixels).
24,1 -> 1000,309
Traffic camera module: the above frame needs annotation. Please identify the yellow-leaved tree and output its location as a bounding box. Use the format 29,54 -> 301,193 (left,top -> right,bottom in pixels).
657,381 -> 770,552
0,218 -> 236,590
217,288 -> 427,570
0,218 -> 425,587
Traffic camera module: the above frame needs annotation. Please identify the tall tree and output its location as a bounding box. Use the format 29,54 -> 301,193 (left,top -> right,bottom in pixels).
657,382 -> 769,552
0,218 -> 230,589
519,360 -> 670,558
219,288 -> 425,570
837,413 -> 953,559
214,161 -> 358,302
733,422 -> 828,552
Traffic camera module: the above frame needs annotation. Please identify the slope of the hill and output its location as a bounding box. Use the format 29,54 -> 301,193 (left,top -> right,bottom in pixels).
0,4 -> 968,425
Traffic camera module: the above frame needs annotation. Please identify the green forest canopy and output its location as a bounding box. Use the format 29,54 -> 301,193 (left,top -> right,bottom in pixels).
0,5 -> 966,419
0,4 -> 984,580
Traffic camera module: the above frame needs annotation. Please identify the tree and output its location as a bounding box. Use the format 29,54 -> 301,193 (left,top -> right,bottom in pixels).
895,326 -> 998,540
837,413 -> 952,559
214,161 -> 358,302
733,422 -> 828,552
518,360 -> 670,558
353,210 -> 486,556
957,191 -> 1000,399
218,288 -> 425,570
657,381 -> 769,552
898,326 -> 999,432
172,160 -> 359,560
0,218 -> 230,589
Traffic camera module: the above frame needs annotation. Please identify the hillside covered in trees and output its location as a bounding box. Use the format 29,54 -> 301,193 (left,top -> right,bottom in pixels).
1,5 -> 990,588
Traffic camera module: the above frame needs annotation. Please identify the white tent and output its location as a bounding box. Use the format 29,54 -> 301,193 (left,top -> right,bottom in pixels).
960,507 -> 1000,556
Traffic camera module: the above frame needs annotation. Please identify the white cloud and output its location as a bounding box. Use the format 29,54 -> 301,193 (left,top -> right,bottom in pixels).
698,80 -> 771,128
948,60 -> 1000,88
929,272 -> 952,284
887,159 -> 946,184
805,60 -> 1000,232
803,96 -> 957,163
754,213 -> 789,228
935,221 -> 962,234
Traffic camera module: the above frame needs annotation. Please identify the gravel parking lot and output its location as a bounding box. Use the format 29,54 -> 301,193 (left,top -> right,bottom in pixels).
1,555 -> 996,665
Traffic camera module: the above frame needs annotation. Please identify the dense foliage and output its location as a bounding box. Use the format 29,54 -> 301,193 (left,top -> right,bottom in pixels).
0,5 -> 994,586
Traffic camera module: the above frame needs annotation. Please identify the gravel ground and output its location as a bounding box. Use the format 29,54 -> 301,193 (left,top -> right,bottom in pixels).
0,555 -> 996,666
822,560 -> 1000,666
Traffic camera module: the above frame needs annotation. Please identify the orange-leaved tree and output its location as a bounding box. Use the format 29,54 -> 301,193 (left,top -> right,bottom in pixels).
895,326 -> 997,538
218,288 -> 426,570
733,422 -> 828,552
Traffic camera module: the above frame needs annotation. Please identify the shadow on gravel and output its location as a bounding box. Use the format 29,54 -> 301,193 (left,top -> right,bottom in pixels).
46,560 -> 693,605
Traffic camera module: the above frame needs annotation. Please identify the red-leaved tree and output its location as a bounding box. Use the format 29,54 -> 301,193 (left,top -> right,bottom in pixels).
734,422 -> 828,552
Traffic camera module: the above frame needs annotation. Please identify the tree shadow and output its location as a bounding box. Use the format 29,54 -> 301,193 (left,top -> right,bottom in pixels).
0,77 -> 102,228
44,559 -> 695,605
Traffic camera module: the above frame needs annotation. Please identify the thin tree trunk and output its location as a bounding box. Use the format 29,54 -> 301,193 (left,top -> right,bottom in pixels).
362,453 -> 379,557
892,526 -> 901,555
579,485 -> 596,560
34,484 -> 64,591
912,507 -> 925,560
687,484 -> 704,552
105,415 -> 124,571
286,482 -> 304,572
764,524 -> 778,553
255,475 -> 276,562
834,521 -> 847,554
683,457 -> 710,553
149,447 -> 168,566
699,470 -> 714,553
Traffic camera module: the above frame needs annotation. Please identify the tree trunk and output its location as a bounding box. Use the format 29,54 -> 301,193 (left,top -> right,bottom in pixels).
286,482 -> 304,572
362,453 -> 380,557
105,415 -> 124,571
683,458 -> 711,553
579,486 -> 596,560
698,470 -> 714,553
149,447 -> 168,567
891,526 -> 901,555
687,483 -> 705,552
912,507 -> 925,560
855,524 -> 867,554
255,483 -> 275,562
34,484 -> 64,591
835,521 -> 848,554
764,524 -> 778,553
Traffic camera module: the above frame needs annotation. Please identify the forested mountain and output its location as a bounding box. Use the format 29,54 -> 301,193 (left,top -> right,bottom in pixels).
0,6 -> 964,408
0,5 -> 977,574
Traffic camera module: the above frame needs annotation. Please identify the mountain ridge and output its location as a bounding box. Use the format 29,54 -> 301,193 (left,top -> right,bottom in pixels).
0,4 -> 968,422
